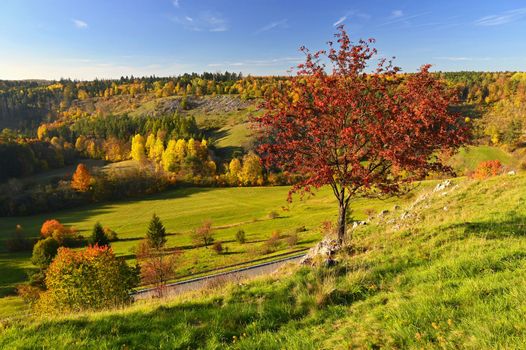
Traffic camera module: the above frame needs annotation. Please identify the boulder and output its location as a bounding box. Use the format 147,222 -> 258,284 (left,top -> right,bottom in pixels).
300,237 -> 342,266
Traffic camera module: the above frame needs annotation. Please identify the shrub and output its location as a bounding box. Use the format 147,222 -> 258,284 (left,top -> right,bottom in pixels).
268,211 -> 279,219
36,245 -> 139,313
235,229 -> 246,244
212,241 -> 223,254
286,232 -> 299,247
136,240 -> 179,298
5,225 -> 32,252
40,219 -> 64,238
40,219 -> 77,245
90,222 -> 110,247
471,160 -> 503,179
295,225 -> 307,233
262,231 -> 281,254
31,237 -> 59,268
17,284 -> 42,306
103,227 -> 119,241
192,220 -> 214,247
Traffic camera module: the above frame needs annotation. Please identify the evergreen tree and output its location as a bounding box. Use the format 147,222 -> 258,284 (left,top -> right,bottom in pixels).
146,213 -> 167,249
91,222 -> 110,247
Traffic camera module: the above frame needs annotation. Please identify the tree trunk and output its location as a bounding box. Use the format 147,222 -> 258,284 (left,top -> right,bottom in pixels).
336,201 -> 347,245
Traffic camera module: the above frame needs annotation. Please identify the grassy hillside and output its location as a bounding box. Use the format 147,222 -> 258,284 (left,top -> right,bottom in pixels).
0,185 -> 417,310
448,145 -> 517,173
1,173 -> 525,348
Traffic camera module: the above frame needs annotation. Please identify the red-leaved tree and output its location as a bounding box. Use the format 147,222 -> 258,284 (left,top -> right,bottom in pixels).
254,27 -> 470,244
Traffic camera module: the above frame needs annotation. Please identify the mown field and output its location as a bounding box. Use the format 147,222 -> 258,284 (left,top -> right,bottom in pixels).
0,184 -> 420,318
1,173 -> 525,349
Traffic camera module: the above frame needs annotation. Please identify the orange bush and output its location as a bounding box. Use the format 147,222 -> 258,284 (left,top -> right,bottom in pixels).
40,219 -> 65,238
471,160 -> 503,179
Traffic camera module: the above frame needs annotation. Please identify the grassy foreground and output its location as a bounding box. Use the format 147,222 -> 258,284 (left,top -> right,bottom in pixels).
1,174 -> 526,348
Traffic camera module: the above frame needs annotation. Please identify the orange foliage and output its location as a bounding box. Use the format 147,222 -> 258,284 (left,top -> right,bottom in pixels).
40,219 -> 65,238
471,160 -> 503,179
71,163 -> 92,192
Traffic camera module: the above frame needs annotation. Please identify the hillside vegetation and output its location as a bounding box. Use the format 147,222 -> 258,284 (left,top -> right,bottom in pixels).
1,173 -> 525,348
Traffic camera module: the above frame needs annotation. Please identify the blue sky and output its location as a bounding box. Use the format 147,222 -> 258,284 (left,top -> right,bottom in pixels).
0,0 -> 525,80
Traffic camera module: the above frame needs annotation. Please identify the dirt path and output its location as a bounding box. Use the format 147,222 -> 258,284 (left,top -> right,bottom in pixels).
133,253 -> 305,299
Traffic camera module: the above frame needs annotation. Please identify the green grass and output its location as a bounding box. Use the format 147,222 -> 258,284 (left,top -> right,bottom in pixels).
0,185 -> 415,304
2,174 -> 526,348
448,145 -> 516,173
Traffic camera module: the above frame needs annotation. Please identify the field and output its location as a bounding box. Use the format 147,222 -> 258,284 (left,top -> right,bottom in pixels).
1,173 -> 525,348
0,184 -> 420,317
447,145 -> 517,173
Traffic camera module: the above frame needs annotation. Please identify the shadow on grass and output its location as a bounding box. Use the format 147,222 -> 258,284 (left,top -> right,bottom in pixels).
449,213 -> 526,239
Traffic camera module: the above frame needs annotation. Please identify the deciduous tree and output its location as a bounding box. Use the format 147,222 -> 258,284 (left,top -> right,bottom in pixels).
254,27 -> 469,244
71,163 -> 91,192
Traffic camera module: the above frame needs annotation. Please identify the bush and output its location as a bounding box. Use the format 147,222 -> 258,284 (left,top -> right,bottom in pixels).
286,232 -> 299,247
40,219 -> 64,238
295,226 -> 307,233
268,211 -> 279,219
471,160 -> 503,179
235,229 -> 246,244
31,237 -> 59,268
5,225 -> 32,252
103,227 -> 119,241
36,245 -> 139,313
262,231 -> 281,254
192,220 -> 214,247
212,241 -> 223,254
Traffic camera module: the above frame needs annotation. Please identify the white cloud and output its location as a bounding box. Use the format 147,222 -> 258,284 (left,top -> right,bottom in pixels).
378,12 -> 431,27
207,57 -> 302,69
172,0 -> 180,8
256,19 -> 288,33
391,10 -> 403,18
475,8 -> 526,26
72,19 -> 88,29
333,16 -> 347,27
172,12 -> 228,32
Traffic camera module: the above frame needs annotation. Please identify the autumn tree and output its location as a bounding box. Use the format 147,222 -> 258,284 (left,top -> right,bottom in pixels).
254,27 -> 469,244
240,153 -> 263,185
136,240 -> 179,298
192,219 -> 214,247
131,134 -> 146,162
40,219 -> 65,238
71,163 -> 92,192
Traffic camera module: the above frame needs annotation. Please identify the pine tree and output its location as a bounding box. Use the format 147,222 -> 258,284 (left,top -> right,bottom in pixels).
146,214 -> 167,249
91,222 -> 110,247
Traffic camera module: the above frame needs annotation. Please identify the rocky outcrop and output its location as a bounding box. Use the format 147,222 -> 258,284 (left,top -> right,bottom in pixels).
300,237 -> 342,266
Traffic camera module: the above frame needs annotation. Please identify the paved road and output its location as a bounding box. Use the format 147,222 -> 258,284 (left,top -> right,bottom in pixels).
133,253 -> 305,299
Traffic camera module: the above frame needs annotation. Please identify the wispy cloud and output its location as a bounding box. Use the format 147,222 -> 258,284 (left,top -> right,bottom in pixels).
171,12 -> 228,32
332,10 -> 370,27
378,11 -> 431,27
172,0 -> 180,8
72,19 -> 88,29
256,19 -> 288,33
333,16 -> 347,27
391,10 -> 403,18
475,8 -> 526,26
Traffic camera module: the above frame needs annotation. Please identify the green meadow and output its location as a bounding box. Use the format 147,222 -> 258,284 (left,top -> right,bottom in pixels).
2,174 -> 525,348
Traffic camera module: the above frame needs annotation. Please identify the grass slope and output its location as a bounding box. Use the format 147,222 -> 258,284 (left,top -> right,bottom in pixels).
1,174 -> 525,348
0,185 -> 415,312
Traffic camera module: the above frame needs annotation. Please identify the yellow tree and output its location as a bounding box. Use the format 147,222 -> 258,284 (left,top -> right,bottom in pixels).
150,137 -> 165,163
131,134 -> 146,162
187,138 -> 197,158
174,139 -> 187,161
229,158 -> 242,183
145,133 -> 156,155
240,153 -> 263,186
162,140 -> 178,172
71,163 -> 92,192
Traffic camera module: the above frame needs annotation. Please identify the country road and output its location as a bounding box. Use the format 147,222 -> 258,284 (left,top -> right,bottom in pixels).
133,253 -> 305,299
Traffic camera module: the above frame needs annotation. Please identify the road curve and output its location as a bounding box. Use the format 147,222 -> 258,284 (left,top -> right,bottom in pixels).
133,253 -> 305,300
